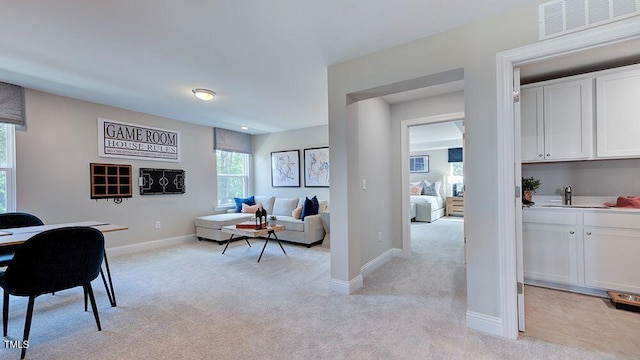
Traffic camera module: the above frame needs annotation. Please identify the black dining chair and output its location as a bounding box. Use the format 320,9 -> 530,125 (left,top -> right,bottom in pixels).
0,212 -> 45,267
0,226 -> 105,359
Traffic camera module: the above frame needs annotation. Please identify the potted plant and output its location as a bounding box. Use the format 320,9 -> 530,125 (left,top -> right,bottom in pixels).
269,215 -> 277,227
522,177 -> 541,202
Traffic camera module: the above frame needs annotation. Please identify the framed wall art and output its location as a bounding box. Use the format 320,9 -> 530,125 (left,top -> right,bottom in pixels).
304,147 -> 329,187
409,155 -> 429,173
139,168 -> 185,195
271,150 -> 300,187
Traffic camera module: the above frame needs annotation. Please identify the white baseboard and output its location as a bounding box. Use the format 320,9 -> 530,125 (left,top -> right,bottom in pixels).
361,248 -> 402,275
330,274 -> 364,295
106,233 -> 197,257
466,310 -> 503,336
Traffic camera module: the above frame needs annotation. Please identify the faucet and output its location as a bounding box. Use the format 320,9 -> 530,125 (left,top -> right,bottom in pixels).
564,186 -> 572,205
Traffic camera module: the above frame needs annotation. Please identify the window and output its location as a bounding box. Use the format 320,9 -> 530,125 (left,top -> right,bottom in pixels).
449,162 -> 463,196
0,124 -> 15,212
216,150 -> 249,207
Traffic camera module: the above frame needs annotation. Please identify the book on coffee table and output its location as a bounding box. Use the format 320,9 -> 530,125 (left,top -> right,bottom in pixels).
235,221 -> 266,229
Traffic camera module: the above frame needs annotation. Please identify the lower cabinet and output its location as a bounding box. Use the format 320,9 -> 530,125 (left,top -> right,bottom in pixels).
523,223 -> 577,285
583,227 -> 640,294
523,208 -> 640,294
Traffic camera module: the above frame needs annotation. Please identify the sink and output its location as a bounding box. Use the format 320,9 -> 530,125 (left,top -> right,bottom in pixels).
540,204 -> 610,209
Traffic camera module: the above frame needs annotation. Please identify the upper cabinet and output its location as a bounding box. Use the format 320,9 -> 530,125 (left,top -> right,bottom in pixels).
521,79 -> 593,162
596,68 -> 640,158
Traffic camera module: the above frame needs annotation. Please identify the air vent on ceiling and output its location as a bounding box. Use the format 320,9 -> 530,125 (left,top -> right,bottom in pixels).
539,0 -> 640,40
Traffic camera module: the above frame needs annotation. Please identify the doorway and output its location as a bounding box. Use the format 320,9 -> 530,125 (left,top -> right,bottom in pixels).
496,18 -> 640,339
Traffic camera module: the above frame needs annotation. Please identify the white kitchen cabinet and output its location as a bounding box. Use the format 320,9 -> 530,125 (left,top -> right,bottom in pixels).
521,78 -> 593,162
596,67 -> 640,158
521,87 -> 544,162
523,222 -> 578,285
583,211 -> 640,294
522,209 -> 578,285
583,227 -> 640,294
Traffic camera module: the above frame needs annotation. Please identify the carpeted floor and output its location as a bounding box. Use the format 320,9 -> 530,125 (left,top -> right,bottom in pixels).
0,218 -> 613,359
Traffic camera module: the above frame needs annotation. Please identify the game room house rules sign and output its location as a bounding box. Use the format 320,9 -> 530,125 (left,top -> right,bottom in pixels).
98,118 -> 181,162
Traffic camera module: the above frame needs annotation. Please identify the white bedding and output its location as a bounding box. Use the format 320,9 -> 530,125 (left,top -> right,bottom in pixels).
410,195 -> 445,222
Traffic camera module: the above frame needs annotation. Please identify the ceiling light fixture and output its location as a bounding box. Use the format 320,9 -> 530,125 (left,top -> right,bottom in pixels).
192,88 -> 216,101
241,126 -> 249,130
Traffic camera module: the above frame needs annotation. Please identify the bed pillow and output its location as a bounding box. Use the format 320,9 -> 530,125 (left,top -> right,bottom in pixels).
234,196 -> 255,213
422,181 -> 441,197
410,182 -> 423,195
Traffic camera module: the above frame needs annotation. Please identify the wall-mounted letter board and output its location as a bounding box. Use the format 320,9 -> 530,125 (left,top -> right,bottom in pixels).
139,168 -> 185,195
90,163 -> 133,199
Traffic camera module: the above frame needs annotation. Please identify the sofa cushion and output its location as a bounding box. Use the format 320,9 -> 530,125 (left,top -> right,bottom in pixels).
292,206 -> 302,219
195,213 -> 253,229
254,196 -> 275,214
273,198 -> 299,216
276,216 -> 304,232
301,196 -> 319,220
241,203 -> 263,213
233,196 -> 255,213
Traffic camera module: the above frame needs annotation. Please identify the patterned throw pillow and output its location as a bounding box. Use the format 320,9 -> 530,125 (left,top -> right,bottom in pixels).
410,181 -> 423,195
422,181 -> 439,196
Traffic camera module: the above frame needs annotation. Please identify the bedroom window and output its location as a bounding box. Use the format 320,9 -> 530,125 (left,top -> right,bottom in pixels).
216,150 -> 250,207
0,124 -> 16,213
450,162 -> 463,196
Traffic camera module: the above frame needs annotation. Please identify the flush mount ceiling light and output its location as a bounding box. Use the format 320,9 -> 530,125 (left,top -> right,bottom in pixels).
192,88 -> 216,101
241,126 -> 249,130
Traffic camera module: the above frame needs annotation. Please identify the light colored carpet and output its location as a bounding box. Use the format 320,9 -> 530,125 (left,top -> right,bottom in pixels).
0,218 -> 613,359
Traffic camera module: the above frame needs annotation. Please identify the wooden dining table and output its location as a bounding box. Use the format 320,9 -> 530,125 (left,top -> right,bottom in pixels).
0,220 -> 128,307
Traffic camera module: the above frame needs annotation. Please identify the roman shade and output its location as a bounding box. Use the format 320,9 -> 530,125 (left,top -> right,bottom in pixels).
0,82 -> 25,127
448,147 -> 463,163
213,127 -> 252,154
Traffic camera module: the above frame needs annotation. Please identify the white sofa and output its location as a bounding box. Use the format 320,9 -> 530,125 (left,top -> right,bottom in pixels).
195,195 -> 328,247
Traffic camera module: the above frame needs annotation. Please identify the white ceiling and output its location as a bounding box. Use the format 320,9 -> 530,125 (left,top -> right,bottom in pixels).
0,0 -> 533,134
410,120 -> 464,152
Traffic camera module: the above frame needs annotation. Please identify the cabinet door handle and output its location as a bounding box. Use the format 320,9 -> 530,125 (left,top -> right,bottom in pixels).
546,153 -> 551,157
586,231 -> 592,235
569,230 -> 575,234
538,154 -> 543,157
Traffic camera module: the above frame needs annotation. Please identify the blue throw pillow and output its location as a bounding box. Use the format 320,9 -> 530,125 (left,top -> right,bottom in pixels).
234,196 -> 255,213
301,196 -> 320,220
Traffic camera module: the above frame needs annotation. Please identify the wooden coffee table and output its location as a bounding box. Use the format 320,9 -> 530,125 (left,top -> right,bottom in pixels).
221,224 -> 286,262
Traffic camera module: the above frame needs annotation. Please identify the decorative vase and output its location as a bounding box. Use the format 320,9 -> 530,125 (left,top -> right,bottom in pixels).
524,190 -> 533,202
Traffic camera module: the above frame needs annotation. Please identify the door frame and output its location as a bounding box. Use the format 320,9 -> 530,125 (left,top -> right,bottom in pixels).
496,17 -> 640,339
400,112 -> 465,258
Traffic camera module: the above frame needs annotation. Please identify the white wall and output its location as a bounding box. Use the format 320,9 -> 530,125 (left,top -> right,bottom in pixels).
17,90 -> 216,248
409,149 -> 449,187
253,125 -> 329,201
328,3 -> 540,321
356,98 -> 395,265
391,92 -> 464,122
523,159 -> 640,196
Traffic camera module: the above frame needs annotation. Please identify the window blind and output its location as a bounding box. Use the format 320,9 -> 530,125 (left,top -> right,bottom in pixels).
448,147 -> 463,163
213,127 -> 252,154
0,82 -> 25,127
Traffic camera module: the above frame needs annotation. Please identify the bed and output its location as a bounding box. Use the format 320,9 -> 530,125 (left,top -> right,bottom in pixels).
410,176 -> 446,222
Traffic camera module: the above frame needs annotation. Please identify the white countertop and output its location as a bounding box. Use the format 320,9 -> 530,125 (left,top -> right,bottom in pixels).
524,195 -> 640,213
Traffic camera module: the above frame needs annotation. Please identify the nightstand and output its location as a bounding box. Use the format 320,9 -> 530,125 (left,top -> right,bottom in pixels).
446,196 -> 464,216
